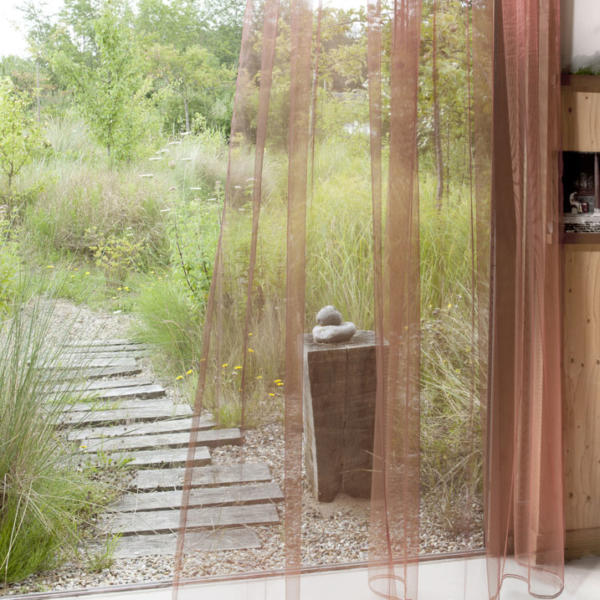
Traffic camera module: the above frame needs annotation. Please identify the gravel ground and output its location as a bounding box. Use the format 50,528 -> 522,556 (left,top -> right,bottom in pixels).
2,301 -> 483,597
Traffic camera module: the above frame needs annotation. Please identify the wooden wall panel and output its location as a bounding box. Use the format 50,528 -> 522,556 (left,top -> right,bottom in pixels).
563,244 -> 600,533
562,89 -> 600,152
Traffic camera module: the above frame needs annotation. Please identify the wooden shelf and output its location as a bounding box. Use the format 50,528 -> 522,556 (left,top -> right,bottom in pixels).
563,232 -> 600,244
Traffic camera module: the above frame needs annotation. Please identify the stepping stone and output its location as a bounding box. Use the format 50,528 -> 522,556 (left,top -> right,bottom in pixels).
82,446 -> 211,469
58,405 -> 192,427
78,428 -> 241,454
111,528 -> 261,557
65,343 -> 144,350
102,503 -> 279,535
67,415 -> 215,442
61,397 -> 172,412
60,351 -> 144,360
56,383 -> 166,402
53,377 -> 155,393
134,463 -> 273,491
109,482 -> 283,512
47,357 -> 138,369
67,339 -> 140,347
56,365 -> 143,379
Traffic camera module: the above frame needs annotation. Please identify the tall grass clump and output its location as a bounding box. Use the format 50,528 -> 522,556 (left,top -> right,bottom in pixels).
22,164 -> 171,275
0,214 -> 21,315
42,113 -> 103,164
0,290 -> 106,583
419,176 -> 488,529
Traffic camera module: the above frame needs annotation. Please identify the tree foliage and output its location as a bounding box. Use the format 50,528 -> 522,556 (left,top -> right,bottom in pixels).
22,0 -> 245,138
50,0 -> 157,161
0,78 -> 43,196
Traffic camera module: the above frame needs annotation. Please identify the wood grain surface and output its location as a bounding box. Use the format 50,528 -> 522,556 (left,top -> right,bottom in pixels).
563,244 -> 600,534
562,89 -> 600,152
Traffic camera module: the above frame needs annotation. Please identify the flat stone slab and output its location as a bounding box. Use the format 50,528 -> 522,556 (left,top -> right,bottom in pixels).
65,343 -> 145,351
109,482 -> 283,512
56,384 -> 166,403
102,503 -> 279,535
79,428 -> 241,454
68,415 -> 215,442
46,357 -> 138,369
60,351 -> 145,360
111,528 -> 261,557
66,339 -> 141,347
82,446 -> 211,469
53,365 -> 143,379
53,377 -> 155,393
134,463 -> 272,491
61,398 -> 173,412
58,405 -> 192,427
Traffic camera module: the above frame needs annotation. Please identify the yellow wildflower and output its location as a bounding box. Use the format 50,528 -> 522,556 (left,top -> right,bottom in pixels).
248,348 -> 254,353
186,369 -> 193,375
85,271 -> 90,276
222,363 -> 229,368
447,303 -> 452,309
248,332 -> 253,336
276,382 -> 284,387
46,265 -> 54,269
80,445 -> 87,449
268,393 -> 275,397
234,365 -> 242,370
256,375 -> 263,380
176,375 -> 183,380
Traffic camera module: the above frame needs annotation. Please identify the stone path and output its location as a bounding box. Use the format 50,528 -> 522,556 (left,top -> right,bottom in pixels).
52,339 -> 283,558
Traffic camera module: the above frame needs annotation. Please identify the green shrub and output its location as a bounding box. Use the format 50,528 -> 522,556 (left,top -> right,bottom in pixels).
0,78 -> 43,203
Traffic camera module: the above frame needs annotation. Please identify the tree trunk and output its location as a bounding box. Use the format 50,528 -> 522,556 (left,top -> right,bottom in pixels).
432,0 -> 444,211
184,96 -> 190,133
35,62 -> 41,122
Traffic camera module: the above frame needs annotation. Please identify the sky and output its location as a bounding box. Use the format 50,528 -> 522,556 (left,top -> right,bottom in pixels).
0,0 -> 62,58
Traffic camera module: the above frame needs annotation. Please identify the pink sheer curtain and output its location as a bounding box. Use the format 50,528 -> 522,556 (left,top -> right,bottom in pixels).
171,1 -> 566,599
486,0 -> 564,598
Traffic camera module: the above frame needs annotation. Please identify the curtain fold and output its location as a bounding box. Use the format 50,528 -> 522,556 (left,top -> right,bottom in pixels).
171,1 -> 565,599
487,0 -> 564,598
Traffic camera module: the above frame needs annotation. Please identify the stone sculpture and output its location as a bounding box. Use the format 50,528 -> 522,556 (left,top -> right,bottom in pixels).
312,305 -> 356,343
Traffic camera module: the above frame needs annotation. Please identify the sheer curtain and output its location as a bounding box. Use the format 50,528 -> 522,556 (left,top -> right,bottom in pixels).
486,0 -> 564,598
171,1 -> 565,599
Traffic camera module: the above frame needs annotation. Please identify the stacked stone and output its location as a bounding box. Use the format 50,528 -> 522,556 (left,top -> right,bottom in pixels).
312,305 -> 357,344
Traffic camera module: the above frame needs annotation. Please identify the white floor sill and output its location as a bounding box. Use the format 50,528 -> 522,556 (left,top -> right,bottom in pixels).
23,556 -> 600,600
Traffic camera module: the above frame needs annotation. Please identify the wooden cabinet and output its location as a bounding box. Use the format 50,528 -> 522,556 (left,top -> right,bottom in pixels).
562,74 -> 600,152
563,245 -> 600,558
561,74 -> 600,559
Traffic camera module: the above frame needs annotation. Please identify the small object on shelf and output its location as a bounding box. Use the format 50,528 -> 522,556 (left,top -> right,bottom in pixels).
570,191 -> 582,213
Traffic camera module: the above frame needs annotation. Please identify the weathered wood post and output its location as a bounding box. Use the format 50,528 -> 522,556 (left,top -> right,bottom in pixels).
303,330 -> 377,502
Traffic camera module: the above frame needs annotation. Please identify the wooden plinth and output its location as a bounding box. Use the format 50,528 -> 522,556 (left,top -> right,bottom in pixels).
303,330 -> 376,502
